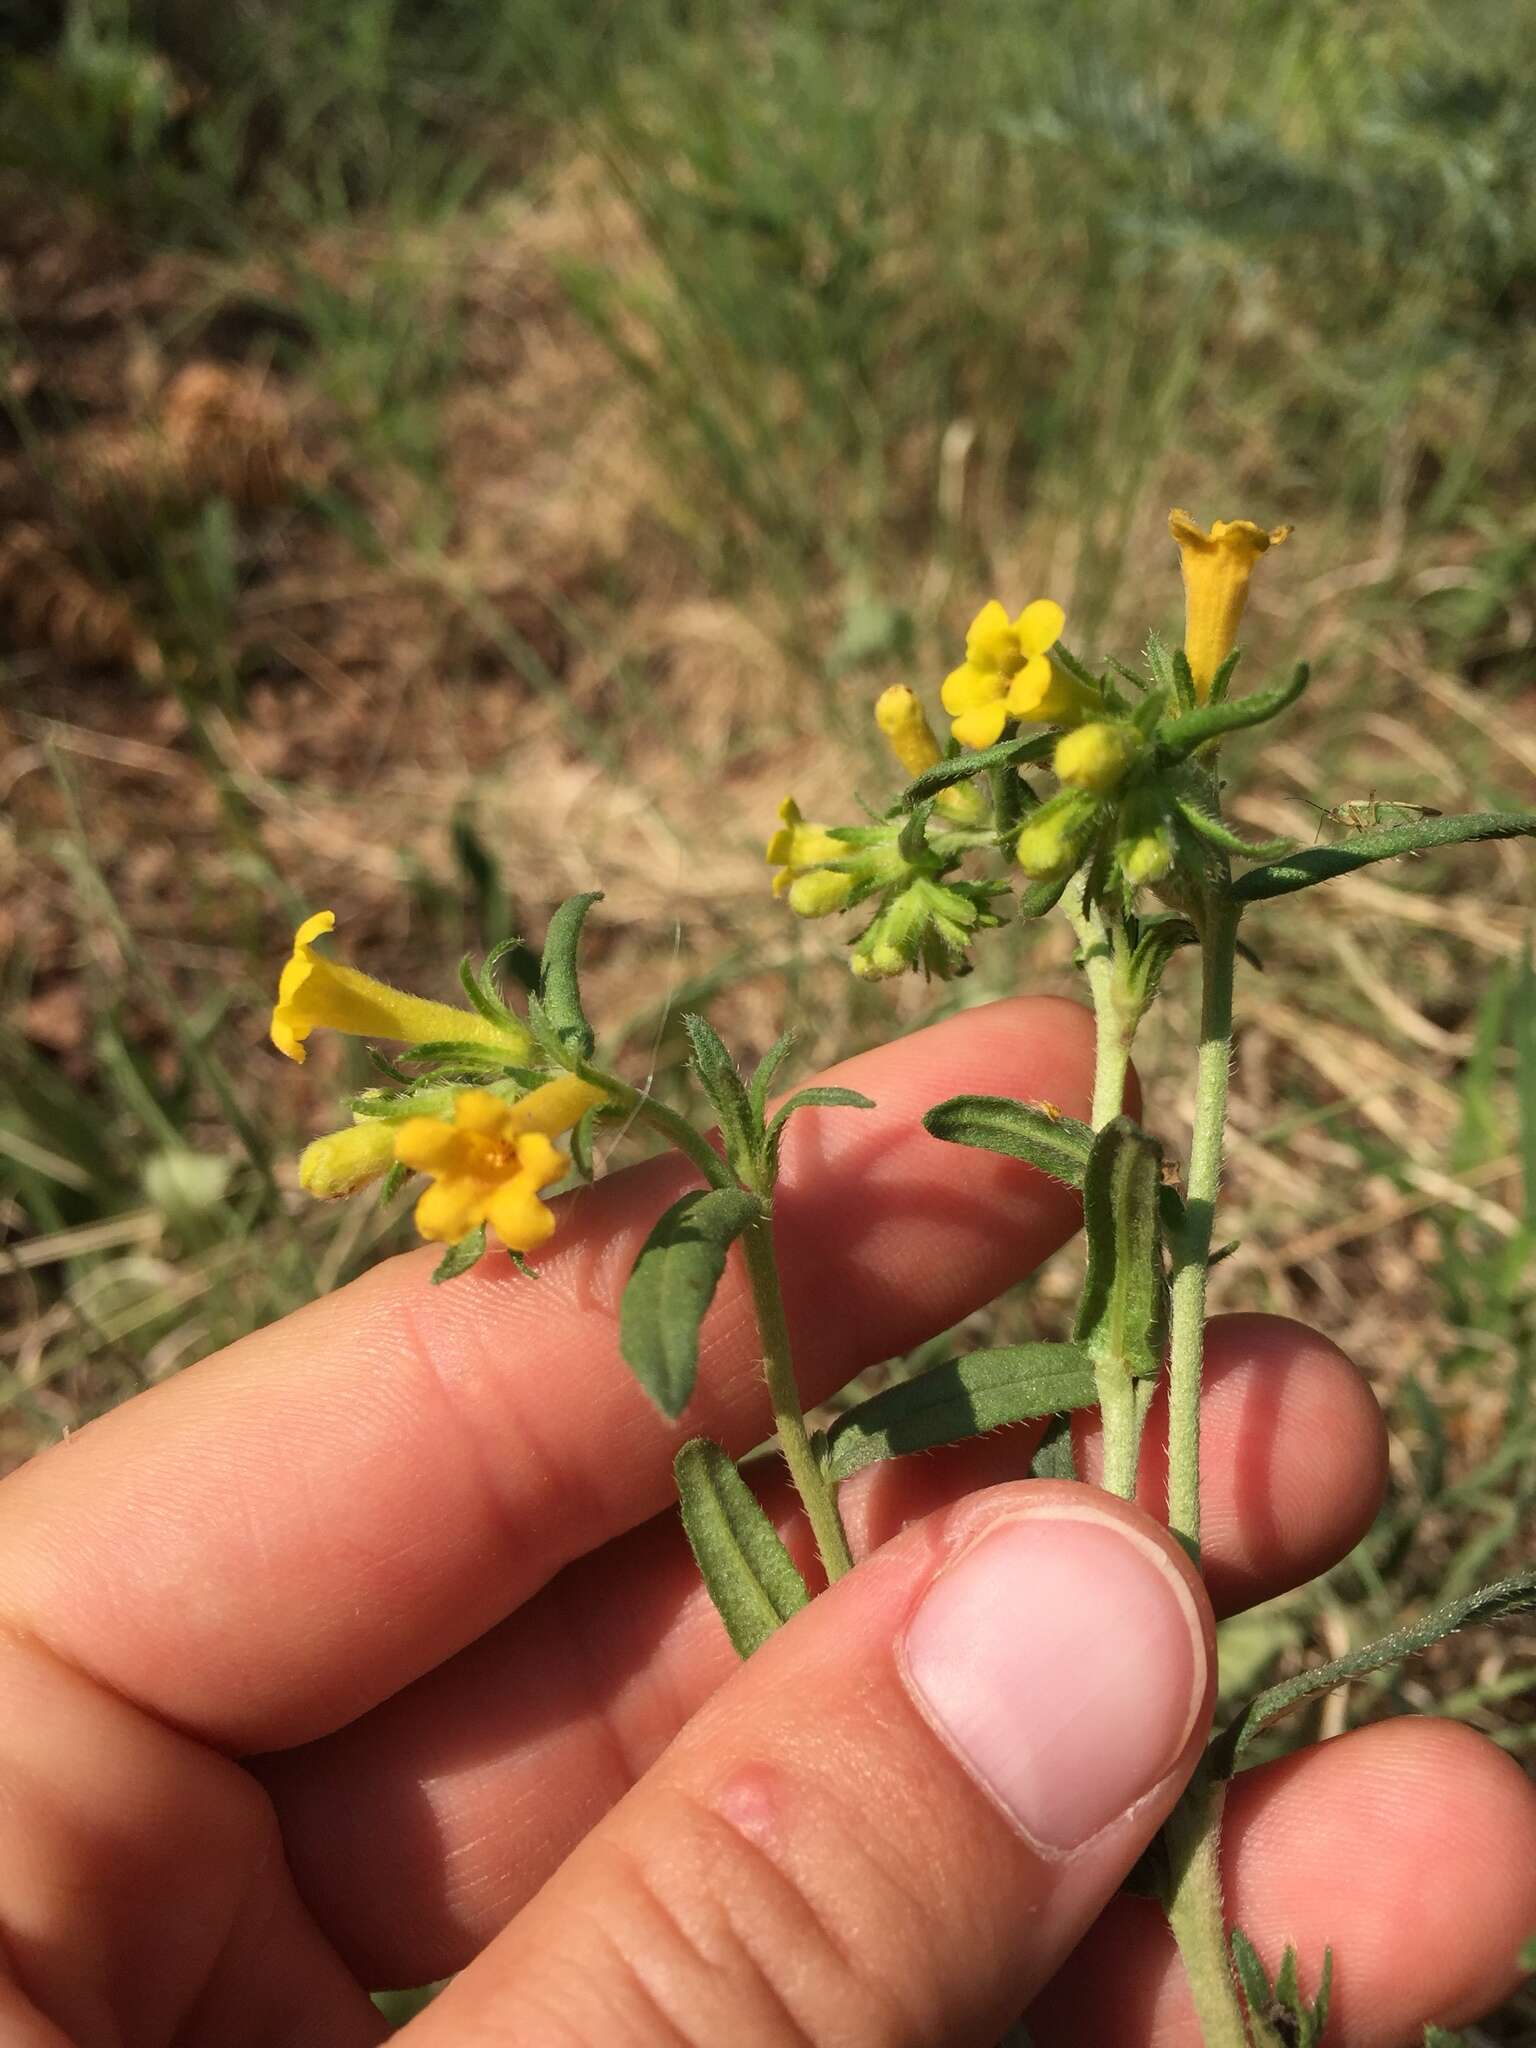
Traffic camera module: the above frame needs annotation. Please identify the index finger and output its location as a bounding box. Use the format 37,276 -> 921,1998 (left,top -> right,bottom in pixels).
0,997 -> 1097,1752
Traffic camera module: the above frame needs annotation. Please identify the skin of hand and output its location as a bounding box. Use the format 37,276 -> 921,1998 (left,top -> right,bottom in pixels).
0,997 -> 1531,2048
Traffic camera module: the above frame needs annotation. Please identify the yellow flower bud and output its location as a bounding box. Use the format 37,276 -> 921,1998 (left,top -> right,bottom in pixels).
1053,721 -> 1141,794
788,868 -> 856,918
851,938 -> 906,981
298,1119 -> 399,1199
1115,790 -> 1175,888
1015,790 -> 1103,882
875,685 -> 941,777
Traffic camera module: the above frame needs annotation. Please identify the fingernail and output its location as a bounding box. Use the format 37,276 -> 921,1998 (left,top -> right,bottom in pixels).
900,1507 -> 1206,1854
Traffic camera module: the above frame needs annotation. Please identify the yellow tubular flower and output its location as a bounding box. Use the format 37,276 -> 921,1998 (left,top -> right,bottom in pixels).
271,912 -> 531,1066
393,1089 -> 579,1252
941,597 -> 1075,747
1169,509 -> 1291,700
874,687 -> 987,824
766,797 -> 848,897
298,1119 -> 398,1199
1054,721 -> 1141,794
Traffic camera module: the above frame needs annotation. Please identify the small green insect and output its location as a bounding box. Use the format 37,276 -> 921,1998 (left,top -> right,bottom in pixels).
1305,795 -> 1442,839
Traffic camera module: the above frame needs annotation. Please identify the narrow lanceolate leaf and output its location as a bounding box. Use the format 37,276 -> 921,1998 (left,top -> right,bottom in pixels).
683,1013 -> 758,1180
1073,1117 -> 1166,1381
900,731 -> 1054,805
1158,663 -> 1309,760
1212,1568 -> 1536,1776
923,1094 -> 1093,1190
821,1344 -> 1099,1482
431,1223 -> 487,1284
1172,797 -> 1293,862
1029,1411 -> 1079,1482
1230,810 -> 1536,902
1016,869 -> 1072,920
538,890 -> 603,1057
763,1086 -> 875,1180
619,1187 -> 762,1418
674,1438 -> 810,1658
747,1030 -> 797,1125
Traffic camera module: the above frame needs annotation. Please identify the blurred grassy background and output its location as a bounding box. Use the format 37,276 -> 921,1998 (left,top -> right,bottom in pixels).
2,0 -> 1533,2030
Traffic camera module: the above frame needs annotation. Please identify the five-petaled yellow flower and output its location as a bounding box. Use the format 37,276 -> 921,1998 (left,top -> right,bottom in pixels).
1168,509 -> 1291,700
271,911 -> 530,1065
940,598 -> 1096,748
393,1075 -> 605,1251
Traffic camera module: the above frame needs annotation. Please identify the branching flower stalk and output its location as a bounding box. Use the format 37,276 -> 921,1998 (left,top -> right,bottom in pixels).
271,505 -> 1536,2046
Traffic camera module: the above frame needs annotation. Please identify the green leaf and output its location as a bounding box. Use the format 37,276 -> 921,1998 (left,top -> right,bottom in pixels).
538,891 -> 603,1058
683,1013 -> 758,1179
482,931 -> 542,996
747,1030 -> 797,1125
1158,664 -> 1309,760
1213,1569 -> 1536,1775
674,1438 -> 810,1658
900,731 -> 1054,805
763,1086 -> 875,1180
1016,869 -> 1072,920
1172,797 -> 1293,862
457,952 -> 523,1031
431,1223 -> 486,1284
923,1094 -> 1093,1190
1029,1411 -> 1078,1481
1124,916 -> 1197,1018
821,1343 -> 1099,1482
1230,810 -> 1536,902
1073,1116 -> 1166,1381
619,1187 -> 762,1417
1229,1929 -> 1273,2021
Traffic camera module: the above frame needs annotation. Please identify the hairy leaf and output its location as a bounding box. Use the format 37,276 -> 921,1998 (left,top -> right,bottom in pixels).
431,1223 -> 486,1284
683,1013 -> 758,1179
747,1030 -> 797,1124
1029,1410 -> 1079,1481
900,731 -> 1054,805
620,1187 -> 762,1417
1231,810 -> 1536,901
1074,1117 -> 1166,1380
538,890 -> 603,1057
1158,664 -> 1309,759
675,1438 -> 810,1657
1213,1569 -> 1536,1775
1173,798 -> 1293,862
821,1343 -> 1099,1482
923,1094 -> 1093,1189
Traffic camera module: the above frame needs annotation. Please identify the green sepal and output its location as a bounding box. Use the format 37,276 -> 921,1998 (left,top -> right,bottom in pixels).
1073,1116 -> 1166,1381
431,1222 -> 486,1284
456,952 -> 527,1034
520,989 -> 570,1066
900,731 -> 1054,806
1158,664 -> 1309,759
1143,630 -> 1176,695
568,1103 -> 601,1183
674,1438 -> 810,1658
377,1159 -> 409,1205
1230,1931 -> 1332,2048
399,1039 -> 527,1070
821,1343 -> 1100,1482
747,1030 -> 797,1125
1172,797 -> 1293,862
763,1086 -> 875,1183
1015,869 -> 1073,920
483,931 -> 541,996
1231,810 -> 1536,902
619,1186 -> 763,1417
897,798 -> 935,863
923,1093 -> 1092,1191
1207,646 -> 1243,705
683,1013 -> 758,1182
538,890 -> 603,1058
1122,915 -> 1196,1019
1170,646 -> 1198,712
1029,1410 -> 1079,1481
1211,1568 -> 1536,1776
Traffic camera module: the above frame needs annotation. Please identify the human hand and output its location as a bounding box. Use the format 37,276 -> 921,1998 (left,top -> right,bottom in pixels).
0,999 -> 1530,2045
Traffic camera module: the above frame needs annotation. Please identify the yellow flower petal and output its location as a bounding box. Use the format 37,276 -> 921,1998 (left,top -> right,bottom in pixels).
393,1116 -> 470,1174
486,1181 -> 557,1254
501,1076 -> 607,1138
1007,656 -> 1101,726
951,699 -> 1010,749
941,662 -> 1004,716
413,1175 -> 485,1244
453,1089 -> 515,1138
1016,597 -> 1065,657
964,599 -> 1015,671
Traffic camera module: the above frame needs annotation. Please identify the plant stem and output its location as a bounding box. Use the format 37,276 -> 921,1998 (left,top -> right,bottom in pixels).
589,1071 -> 736,1192
1165,893 -> 1239,1559
1164,1771 -> 1249,2045
1061,874 -> 1131,1129
740,1214 -> 854,1582
1096,1366 -> 1138,1500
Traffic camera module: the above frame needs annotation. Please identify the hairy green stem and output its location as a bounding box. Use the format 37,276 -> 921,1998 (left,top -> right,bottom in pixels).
588,1071 -> 736,1192
1165,894 -> 1239,1558
1062,876 -> 1132,1130
1164,1772 -> 1248,2045
741,1215 -> 854,1582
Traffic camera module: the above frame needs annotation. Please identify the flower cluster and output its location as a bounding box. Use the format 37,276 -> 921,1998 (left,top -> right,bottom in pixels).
272,914 -> 604,1264
767,508 -> 1294,975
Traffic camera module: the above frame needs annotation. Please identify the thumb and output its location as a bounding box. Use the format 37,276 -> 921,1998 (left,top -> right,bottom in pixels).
408,1481 -> 1215,2047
